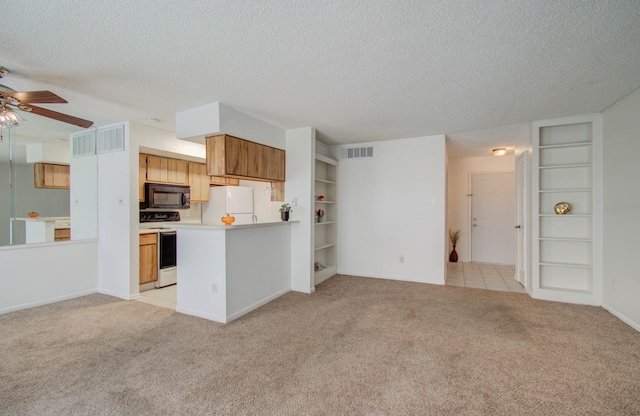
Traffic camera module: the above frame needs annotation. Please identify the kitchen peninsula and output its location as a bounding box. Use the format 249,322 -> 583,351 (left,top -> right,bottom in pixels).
172,220 -> 297,323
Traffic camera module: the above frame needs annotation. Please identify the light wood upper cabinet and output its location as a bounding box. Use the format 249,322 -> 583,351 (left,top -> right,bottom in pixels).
34,163 -> 70,189
206,134 -> 285,182
166,158 -> 188,185
139,233 -> 158,285
210,176 -> 240,186
146,155 -> 168,183
139,154 -> 147,202
188,162 -> 210,202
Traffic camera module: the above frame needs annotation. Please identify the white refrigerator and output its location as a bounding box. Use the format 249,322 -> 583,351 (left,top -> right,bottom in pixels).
202,186 -> 254,225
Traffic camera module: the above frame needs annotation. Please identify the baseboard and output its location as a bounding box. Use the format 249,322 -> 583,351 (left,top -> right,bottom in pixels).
291,285 -> 315,294
226,287 -> 290,323
0,288 -> 98,315
602,303 -> 640,333
98,288 -> 132,300
175,306 -> 227,324
337,269 -> 444,285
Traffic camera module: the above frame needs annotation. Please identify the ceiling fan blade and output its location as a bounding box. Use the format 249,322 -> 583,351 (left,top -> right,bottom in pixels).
25,105 -> 94,128
4,91 -> 68,104
0,84 -> 17,94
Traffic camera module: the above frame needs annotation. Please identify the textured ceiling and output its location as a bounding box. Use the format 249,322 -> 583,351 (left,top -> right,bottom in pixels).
1,0 -> 639,158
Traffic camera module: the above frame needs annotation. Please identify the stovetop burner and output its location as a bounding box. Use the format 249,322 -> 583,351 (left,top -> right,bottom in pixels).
140,211 -> 181,223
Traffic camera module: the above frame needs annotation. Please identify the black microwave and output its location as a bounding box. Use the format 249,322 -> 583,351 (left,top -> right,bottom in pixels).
141,183 -> 191,209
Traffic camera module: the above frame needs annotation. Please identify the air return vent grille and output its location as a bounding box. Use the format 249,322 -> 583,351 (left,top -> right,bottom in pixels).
340,146 -> 374,159
97,125 -> 125,154
72,132 -> 96,157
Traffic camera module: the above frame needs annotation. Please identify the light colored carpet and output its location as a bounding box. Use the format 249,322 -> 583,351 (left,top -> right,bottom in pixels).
1,275 -> 639,415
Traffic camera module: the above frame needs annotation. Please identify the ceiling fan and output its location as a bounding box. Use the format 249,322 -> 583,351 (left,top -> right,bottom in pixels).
0,66 -> 93,129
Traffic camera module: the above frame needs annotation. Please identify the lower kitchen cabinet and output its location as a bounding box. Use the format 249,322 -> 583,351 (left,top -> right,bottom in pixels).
54,228 -> 71,241
139,233 -> 158,285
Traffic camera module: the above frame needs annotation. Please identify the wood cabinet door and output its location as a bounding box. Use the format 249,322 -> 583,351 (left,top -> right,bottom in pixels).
274,149 -> 286,181
146,155 -> 168,183
34,163 -> 70,189
167,158 -> 188,185
139,154 -> 147,201
139,236 -> 158,284
225,135 -> 248,176
189,162 -> 210,202
247,141 -> 261,178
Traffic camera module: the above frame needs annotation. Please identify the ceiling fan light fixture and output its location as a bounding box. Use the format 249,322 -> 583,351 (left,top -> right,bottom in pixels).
0,106 -> 20,128
493,148 -> 507,156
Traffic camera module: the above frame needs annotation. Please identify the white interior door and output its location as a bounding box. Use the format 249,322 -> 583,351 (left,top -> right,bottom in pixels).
516,154 -> 527,286
471,172 -> 516,264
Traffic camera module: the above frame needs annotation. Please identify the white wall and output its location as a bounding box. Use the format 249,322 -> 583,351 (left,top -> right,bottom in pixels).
97,122 -> 135,300
176,102 -> 286,150
333,135 -> 447,284
602,87 -> 640,331
0,240 -> 98,314
286,127 -> 315,293
447,155 -> 515,262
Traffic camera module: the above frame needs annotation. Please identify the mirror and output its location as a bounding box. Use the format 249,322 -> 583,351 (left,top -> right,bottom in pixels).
0,127 -> 98,247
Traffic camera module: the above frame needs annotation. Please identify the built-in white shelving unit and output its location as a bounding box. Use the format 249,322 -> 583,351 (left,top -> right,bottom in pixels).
313,153 -> 338,285
532,115 -> 602,305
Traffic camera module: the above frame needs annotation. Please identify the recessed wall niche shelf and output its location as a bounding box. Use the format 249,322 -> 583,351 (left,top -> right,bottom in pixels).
313,153 -> 338,285
531,114 -> 602,305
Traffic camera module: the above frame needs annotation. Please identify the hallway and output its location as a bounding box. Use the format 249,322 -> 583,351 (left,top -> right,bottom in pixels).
446,262 -> 526,293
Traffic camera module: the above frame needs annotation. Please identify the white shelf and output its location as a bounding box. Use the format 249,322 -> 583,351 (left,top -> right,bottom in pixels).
315,178 -> 335,184
315,200 -> 336,204
315,221 -> 335,225
315,242 -> 335,251
315,154 -> 338,165
540,261 -> 592,269
539,189 -> 592,193
539,163 -> 592,169
539,237 -> 592,242
539,214 -> 592,217
539,142 -> 592,149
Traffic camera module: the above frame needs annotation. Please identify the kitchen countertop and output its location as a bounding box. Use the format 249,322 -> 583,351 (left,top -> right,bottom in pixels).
170,221 -> 299,231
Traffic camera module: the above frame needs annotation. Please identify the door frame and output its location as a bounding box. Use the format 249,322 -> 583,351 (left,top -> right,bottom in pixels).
467,170 -> 516,264
515,152 -> 528,288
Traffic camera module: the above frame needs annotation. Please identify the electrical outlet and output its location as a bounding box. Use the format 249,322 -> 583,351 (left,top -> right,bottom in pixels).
399,255 -> 405,264
212,283 -> 217,294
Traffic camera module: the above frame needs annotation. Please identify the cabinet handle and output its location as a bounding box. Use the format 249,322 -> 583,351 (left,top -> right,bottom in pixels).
515,225 -> 521,229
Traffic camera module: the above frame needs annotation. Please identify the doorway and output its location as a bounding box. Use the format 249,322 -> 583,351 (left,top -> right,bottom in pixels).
515,153 -> 528,288
470,172 -> 516,264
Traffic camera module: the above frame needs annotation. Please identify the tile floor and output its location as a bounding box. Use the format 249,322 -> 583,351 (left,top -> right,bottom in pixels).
446,262 -> 527,293
137,284 -> 176,309
137,264 -> 525,310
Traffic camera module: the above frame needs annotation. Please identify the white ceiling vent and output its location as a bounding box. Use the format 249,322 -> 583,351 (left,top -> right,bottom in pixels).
341,146 -> 373,160
97,125 -> 125,154
72,132 -> 96,157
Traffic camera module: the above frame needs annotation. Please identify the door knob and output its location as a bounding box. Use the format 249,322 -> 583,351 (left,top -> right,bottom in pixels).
473,224 -> 477,227
515,225 -> 521,229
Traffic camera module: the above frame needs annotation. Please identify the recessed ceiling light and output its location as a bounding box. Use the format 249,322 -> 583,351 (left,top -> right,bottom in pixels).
493,148 -> 507,156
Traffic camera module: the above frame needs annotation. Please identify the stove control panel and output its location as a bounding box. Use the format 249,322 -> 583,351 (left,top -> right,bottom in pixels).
140,211 -> 181,223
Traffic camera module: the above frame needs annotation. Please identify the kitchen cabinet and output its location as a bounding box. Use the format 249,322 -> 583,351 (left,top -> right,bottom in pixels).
166,158 -> 188,185
33,163 -> 70,189
209,176 -> 239,186
206,134 -> 285,182
145,154 -> 167,183
188,162 -> 210,202
141,154 -> 189,188
139,154 -> 147,202
313,154 -> 338,286
54,228 -> 71,241
139,233 -> 158,285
